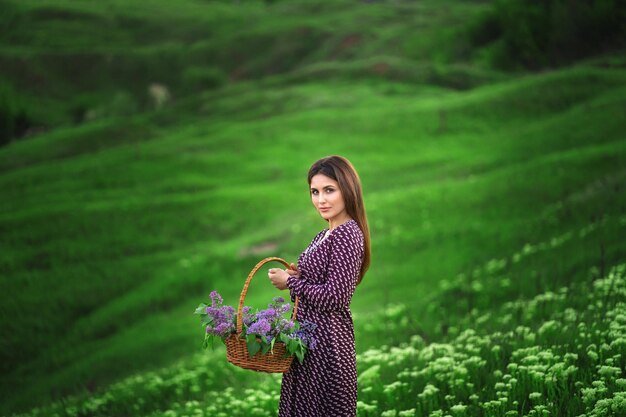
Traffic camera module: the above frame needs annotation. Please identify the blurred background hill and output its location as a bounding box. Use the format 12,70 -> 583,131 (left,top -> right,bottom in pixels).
0,0 -> 625,416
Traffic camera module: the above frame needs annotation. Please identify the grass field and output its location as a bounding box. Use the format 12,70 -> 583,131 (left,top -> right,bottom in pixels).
1,0 -> 625,416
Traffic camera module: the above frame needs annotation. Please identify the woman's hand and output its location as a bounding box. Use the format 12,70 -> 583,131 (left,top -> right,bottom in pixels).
287,262 -> 301,279
268,263 -> 300,291
268,267 -> 290,290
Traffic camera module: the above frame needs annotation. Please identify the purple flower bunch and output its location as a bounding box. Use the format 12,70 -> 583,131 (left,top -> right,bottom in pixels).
245,296 -> 296,344
194,290 -> 241,349
195,291 -> 317,364
204,291 -> 236,338
242,295 -> 318,363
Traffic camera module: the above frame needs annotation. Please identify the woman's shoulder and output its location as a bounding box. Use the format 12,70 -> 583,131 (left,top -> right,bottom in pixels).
328,220 -> 364,261
330,219 -> 363,243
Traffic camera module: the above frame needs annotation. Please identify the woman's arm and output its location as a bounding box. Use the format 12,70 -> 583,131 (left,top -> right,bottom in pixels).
287,227 -> 363,312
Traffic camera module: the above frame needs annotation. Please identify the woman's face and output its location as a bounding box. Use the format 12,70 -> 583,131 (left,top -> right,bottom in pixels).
310,173 -> 347,223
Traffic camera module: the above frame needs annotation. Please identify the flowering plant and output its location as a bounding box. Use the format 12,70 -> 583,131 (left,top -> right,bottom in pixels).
194,291 -> 317,364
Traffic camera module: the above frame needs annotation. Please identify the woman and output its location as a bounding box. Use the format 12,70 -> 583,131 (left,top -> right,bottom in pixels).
268,155 -> 371,417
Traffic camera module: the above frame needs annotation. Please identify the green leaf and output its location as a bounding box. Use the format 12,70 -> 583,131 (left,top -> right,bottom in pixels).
287,339 -> 297,355
202,333 -> 217,351
194,303 -> 208,315
270,338 -> 276,354
261,341 -> 271,355
249,343 -> 261,357
247,334 -> 261,357
295,349 -> 304,364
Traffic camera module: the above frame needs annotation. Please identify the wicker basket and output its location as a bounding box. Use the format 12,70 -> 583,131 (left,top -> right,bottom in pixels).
225,257 -> 300,373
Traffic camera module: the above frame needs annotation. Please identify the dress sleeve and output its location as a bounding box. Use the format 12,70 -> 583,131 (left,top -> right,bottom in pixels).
287,227 -> 363,312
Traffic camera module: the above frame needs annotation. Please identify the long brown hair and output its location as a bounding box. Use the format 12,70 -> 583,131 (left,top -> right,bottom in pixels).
307,155 -> 371,286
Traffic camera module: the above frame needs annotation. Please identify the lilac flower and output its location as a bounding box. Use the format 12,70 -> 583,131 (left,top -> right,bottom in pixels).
247,318 -> 271,337
205,305 -> 234,325
290,319 -> 318,350
257,307 -> 278,321
242,306 -> 255,326
202,291 -> 236,338
210,290 -> 223,308
276,318 -> 295,333
273,296 -> 285,304
207,321 -> 234,337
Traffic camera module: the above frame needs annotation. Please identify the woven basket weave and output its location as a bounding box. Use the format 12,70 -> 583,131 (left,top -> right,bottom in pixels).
225,257 -> 300,373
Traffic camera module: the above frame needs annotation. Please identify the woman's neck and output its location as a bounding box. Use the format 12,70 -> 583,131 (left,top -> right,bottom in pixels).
328,216 -> 353,231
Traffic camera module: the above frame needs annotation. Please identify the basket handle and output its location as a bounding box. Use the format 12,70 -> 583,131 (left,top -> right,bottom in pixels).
236,256 -> 300,335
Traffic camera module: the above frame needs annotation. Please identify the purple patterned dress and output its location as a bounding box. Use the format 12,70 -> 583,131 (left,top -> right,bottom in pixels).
279,219 -> 364,417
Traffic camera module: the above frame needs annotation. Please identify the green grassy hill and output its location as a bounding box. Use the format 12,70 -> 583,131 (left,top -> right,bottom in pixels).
0,0 -> 499,134
1,0 -> 625,416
